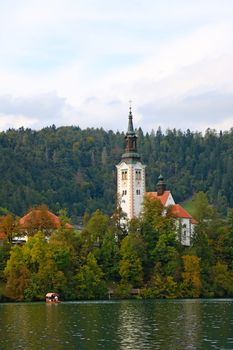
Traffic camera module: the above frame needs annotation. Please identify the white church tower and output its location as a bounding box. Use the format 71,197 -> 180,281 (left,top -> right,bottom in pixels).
116,107 -> 146,220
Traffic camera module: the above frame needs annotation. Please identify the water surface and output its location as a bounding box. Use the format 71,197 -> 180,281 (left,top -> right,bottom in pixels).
1,299 -> 233,349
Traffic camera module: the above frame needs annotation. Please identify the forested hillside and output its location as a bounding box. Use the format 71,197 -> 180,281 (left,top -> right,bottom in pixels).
0,125 -> 233,217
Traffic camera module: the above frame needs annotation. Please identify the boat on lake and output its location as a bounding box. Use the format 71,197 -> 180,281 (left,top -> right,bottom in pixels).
45,292 -> 60,303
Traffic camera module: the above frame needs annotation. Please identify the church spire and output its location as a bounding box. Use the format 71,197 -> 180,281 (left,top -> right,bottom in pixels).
116,106 -> 146,220
127,105 -> 134,134
122,105 -> 140,162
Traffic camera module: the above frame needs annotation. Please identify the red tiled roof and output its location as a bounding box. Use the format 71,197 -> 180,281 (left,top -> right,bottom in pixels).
191,218 -> 198,225
0,232 -> 7,240
19,210 -> 72,229
147,191 -> 198,225
171,204 -> 193,219
146,191 -> 170,206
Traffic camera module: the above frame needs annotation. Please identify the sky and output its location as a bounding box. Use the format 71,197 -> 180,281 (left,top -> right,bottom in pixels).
1,0 -> 233,133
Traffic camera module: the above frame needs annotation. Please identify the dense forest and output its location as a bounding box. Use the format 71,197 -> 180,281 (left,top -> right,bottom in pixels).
1,193 -> 233,301
1,121 -> 233,301
0,125 -> 233,218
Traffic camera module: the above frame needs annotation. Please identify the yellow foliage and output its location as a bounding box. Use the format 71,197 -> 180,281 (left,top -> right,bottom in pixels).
182,255 -> 201,297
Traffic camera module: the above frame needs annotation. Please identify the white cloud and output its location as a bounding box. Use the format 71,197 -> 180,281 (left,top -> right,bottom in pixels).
0,114 -> 38,130
1,1 -> 233,132
0,92 -> 79,129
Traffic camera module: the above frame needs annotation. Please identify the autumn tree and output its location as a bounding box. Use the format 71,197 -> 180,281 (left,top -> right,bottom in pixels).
0,214 -> 20,243
181,255 -> 201,297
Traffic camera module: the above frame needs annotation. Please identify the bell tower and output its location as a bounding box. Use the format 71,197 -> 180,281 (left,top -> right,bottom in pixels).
116,106 -> 146,220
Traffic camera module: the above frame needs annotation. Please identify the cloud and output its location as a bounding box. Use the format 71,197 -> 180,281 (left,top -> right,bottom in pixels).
139,91 -> 233,132
1,1 -> 233,132
0,92 -> 78,129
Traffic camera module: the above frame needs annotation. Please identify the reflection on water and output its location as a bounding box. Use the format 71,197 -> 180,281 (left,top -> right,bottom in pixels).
0,299 -> 233,349
116,300 -> 203,350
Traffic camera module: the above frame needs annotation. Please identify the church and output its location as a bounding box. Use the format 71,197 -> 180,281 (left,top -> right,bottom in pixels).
116,107 -> 197,246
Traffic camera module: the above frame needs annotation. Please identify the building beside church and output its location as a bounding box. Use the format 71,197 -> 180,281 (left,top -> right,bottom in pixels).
0,207 -> 72,245
116,108 -> 197,246
147,175 -> 197,246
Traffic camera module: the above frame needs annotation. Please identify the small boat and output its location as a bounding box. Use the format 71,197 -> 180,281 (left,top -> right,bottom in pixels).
45,292 -> 60,303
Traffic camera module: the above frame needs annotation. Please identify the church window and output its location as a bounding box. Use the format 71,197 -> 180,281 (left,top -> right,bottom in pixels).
122,190 -> 127,196
136,189 -> 141,195
122,170 -> 128,180
135,170 -> 141,181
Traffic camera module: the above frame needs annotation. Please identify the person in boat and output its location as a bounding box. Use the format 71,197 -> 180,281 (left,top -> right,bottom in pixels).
46,292 -> 59,302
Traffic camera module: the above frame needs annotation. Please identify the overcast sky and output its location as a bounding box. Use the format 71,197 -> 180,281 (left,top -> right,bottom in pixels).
0,0 -> 233,133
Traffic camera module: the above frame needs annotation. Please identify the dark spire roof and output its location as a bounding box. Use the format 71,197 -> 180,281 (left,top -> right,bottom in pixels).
158,174 -> 164,181
157,174 -> 166,196
121,106 -> 140,162
127,106 -> 134,134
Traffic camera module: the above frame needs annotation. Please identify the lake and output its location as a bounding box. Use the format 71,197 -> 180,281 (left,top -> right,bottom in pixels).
1,299 -> 233,349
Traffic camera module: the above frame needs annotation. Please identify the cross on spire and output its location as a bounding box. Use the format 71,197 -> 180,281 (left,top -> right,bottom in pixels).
129,99 -> 132,111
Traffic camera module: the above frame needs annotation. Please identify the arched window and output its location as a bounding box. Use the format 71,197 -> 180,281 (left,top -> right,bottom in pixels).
121,170 -> 128,180
135,170 -> 141,181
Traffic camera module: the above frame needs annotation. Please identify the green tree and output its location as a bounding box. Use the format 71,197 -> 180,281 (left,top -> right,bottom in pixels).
98,228 -> 120,281
4,246 -> 31,301
76,252 -> 106,299
212,262 -> 233,297
119,231 -> 146,287
191,192 -> 215,222
0,242 -> 11,281
141,197 -> 181,281
142,274 -> 178,299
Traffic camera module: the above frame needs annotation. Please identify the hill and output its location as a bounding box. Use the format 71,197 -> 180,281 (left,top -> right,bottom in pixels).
0,126 -> 232,218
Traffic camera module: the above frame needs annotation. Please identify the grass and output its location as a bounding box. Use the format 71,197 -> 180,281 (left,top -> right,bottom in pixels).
181,198 -> 196,216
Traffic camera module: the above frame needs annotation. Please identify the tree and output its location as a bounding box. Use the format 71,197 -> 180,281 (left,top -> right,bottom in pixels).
142,274 -> 178,299
181,255 -> 201,298
221,209 -> 233,269
0,214 -> 20,243
191,192 -> 215,222
80,209 -> 111,261
212,262 -> 233,297
119,232 -> 145,287
98,228 -> 120,281
4,231 -> 74,301
0,242 -> 11,280
58,208 -> 71,227
76,252 -> 106,299
4,246 -> 31,301
153,231 -> 181,278
111,204 -> 128,244
141,197 -> 180,280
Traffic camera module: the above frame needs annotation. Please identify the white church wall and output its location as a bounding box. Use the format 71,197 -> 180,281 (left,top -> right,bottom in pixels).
165,192 -> 175,206
180,218 -> 191,246
132,162 -> 146,218
116,161 -> 146,220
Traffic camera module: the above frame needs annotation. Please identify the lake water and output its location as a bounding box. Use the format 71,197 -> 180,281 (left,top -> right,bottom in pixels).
1,299 -> 233,349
